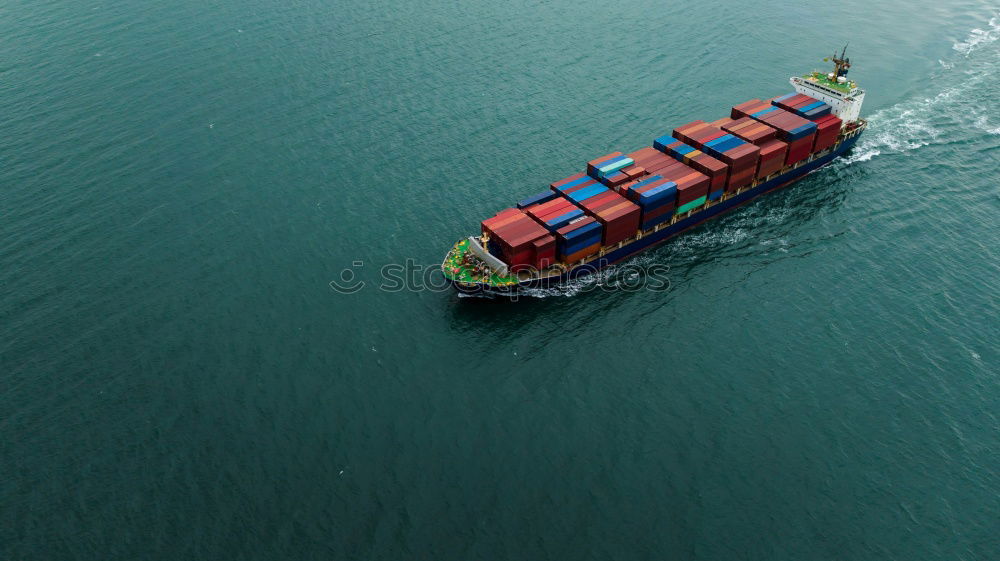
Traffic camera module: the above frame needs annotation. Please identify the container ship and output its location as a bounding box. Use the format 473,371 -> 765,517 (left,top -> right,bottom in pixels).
443,51 -> 867,295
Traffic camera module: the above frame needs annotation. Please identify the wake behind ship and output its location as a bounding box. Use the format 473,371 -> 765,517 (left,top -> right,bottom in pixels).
443,51 -> 867,295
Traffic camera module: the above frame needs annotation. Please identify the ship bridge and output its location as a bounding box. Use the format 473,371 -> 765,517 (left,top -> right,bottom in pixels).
791,47 -> 866,123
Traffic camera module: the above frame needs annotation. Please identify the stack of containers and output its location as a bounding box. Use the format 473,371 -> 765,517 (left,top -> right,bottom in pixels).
525,198 -> 585,232
772,93 -> 833,120
551,172 -> 598,194
720,116 -> 788,178
480,208 -> 553,272
772,93 -> 844,153
731,100 -> 817,166
620,164 -> 648,181
575,189 -> 641,246
624,175 -> 677,230
636,142 -> 712,214
626,146 -> 675,175
550,172 -> 610,205
640,137 -> 712,215
671,121 -> 760,196
516,190 -> 558,209
555,216 -> 603,263
810,114 -> 843,152
649,139 -> 727,193
532,235 -> 556,270
587,152 -> 635,188
710,117 -> 736,129
719,116 -> 776,144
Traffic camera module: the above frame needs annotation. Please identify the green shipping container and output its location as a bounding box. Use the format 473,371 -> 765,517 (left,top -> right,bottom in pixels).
597,157 -> 634,176
677,196 -> 707,214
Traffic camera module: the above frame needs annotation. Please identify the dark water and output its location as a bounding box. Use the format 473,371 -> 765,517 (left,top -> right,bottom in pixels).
2,1 -> 998,559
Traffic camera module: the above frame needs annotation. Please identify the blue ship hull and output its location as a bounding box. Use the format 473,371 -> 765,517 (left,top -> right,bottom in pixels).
452,129 -> 863,296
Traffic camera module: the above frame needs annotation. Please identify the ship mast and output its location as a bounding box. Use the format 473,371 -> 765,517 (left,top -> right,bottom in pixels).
829,44 -> 851,79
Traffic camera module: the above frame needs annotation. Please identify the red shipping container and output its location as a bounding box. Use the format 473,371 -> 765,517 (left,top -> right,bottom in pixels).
773,93 -> 816,112
600,171 -> 630,187
495,217 -> 549,252
677,178 -> 709,205
661,140 -> 729,192
641,203 -> 676,224
481,207 -> 522,233
810,114 -> 842,152
674,129 -> 758,189
790,95 -> 819,108
723,117 -> 778,145
711,117 -> 737,128
579,190 -> 618,210
621,165 -> 647,180
756,139 -> 787,178
731,99 -> 766,119
785,136 -> 814,166
533,234 -> 556,269
579,192 -> 641,246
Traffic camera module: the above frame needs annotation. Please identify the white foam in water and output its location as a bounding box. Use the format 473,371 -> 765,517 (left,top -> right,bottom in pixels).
519,266 -> 617,298
836,16 -> 1000,168
953,14 -> 1000,56
973,115 -> 1000,135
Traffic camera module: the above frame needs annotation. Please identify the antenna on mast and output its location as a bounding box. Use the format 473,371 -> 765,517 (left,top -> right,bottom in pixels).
831,44 -> 851,79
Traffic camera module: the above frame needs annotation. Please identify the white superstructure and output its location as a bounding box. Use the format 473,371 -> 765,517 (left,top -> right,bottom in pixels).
790,47 -> 866,125
790,75 -> 866,124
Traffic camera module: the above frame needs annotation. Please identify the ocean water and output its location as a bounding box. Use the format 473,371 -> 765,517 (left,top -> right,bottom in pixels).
2,1 -> 998,559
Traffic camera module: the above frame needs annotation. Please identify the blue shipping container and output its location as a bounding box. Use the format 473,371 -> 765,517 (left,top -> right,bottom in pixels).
751,107 -> 779,118
653,135 -> 679,153
517,190 -> 558,209
631,174 -> 663,189
562,220 -> 602,242
553,175 -> 595,193
560,232 -> 603,254
566,184 -> 608,202
544,209 -> 585,231
803,106 -> 831,119
637,182 -> 678,208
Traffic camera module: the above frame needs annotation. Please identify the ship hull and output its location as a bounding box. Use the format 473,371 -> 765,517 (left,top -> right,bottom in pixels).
451,130 -> 862,296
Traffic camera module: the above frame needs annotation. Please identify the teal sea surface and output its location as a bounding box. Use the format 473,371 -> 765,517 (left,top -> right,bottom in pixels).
2,1 -> 998,559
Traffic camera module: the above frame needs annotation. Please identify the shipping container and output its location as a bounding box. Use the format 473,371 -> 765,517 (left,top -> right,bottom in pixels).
668,125 -> 760,192
532,234 -> 556,269
587,152 -> 635,180
676,195 -> 708,215
810,113 -> 843,152
517,190 -> 558,209
657,138 -> 727,192
577,190 -> 641,246
551,173 -> 594,193
480,208 -> 553,271
756,138 -> 788,178
556,216 -> 602,261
